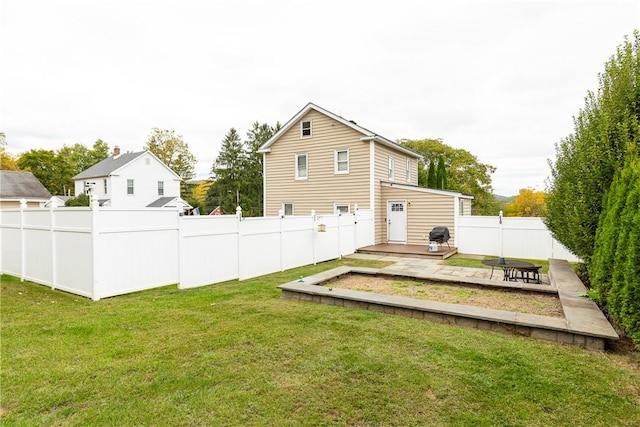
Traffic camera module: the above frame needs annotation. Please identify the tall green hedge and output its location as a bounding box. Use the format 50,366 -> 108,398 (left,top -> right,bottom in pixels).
590,154 -> 640,347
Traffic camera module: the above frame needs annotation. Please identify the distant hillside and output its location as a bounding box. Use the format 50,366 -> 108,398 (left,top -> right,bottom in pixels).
494,194 -> 515,203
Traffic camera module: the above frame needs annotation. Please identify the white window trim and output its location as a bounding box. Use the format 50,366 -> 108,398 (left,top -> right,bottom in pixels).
158,181 -> 164,196
388,156 -> 395,180
301,120 -> 312,139
406,158 -> 411,182
295,153 -> 308,180
283,202 -> 294,216
334,149 -> 349,174
127,179 -> 134,195
334,203 -> 350,214
103,179 -> 107,195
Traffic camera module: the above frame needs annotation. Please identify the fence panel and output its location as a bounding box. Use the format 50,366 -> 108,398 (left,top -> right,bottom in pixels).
179,215 -> 239,289
457,216 -> 580,262
238,217 -> 282,280
281,216 -> 314,270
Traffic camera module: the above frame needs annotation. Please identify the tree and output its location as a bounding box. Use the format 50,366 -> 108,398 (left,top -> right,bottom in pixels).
545,31 -> 639,263
208,128 -> 245,214
0,132 -> 20,171
144,128 -> 197,196
17,149 -> 59,193
504,188 -> 546,217
65,193 -> 90,206
435,155 -> 447,189
426,159 -> 436,188
400,138 -> 498,214
242,122 -> 280,216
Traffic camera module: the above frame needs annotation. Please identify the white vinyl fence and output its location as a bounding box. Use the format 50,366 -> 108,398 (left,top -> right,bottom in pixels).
0,204 -> 374,300
457,216 -> 580,262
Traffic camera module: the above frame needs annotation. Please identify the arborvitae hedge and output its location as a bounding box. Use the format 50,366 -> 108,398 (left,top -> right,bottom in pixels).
590,155 -> 640,347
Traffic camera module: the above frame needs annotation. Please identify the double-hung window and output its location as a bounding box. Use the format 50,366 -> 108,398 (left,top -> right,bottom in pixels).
335,149 -> 349,174
127,179 -> 134,195
301,120 -> 312,138
388,157 -> 394,180
157,181 -> 164,196
295,153 -> 308,179
103,179 -> 108,194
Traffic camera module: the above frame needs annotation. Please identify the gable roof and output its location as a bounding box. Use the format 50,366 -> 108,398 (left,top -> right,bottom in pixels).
73,151 -> 147,179
257,102 -> 421,159
73,150 -> 181,180
146,196 -> 192,209
0,171 -> 52,200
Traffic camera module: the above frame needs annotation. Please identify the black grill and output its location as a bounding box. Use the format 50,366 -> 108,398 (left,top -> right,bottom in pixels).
429,227 -> 451,248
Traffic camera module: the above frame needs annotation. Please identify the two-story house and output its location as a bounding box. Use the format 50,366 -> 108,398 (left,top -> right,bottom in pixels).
73,147 -> 186,209
258,103 -> 472,246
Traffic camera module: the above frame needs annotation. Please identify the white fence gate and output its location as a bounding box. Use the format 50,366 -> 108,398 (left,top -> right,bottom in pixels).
456,216 -> 580,262
0,206 -> 375,300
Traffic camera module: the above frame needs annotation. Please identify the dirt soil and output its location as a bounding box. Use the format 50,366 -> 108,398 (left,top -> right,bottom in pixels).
326,275 -> 564,318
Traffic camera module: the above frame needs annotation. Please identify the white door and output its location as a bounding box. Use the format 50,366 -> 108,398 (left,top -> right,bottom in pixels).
387,201 -> 407,243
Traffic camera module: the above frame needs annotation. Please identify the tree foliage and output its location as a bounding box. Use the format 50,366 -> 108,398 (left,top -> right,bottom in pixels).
65,193 -> 90,206
144,128 -> 197,196
0,132 -> 20,170
426,159 -> 436,188
400,138 -> 497,214
504,188 -> 546,217
16,141 -> 109,195
207,123 -> 279,216
435,155 -> 447,189
545,31 -> 640,262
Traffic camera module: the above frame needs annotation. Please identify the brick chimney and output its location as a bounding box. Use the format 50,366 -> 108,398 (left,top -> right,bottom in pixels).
113,146 -> 121,158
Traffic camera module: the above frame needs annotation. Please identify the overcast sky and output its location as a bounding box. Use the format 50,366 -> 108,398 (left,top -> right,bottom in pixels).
1,0 -> 638,196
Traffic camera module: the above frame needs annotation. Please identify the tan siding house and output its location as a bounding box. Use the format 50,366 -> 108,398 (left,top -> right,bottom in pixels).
259,103 -> 472,247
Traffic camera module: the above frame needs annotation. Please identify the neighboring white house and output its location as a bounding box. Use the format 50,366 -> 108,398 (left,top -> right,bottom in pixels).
73,147 -> 186,209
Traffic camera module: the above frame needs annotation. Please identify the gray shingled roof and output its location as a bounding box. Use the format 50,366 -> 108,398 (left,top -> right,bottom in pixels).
146,197 -> 192,208
0,170 -> 52,199
73,151 -> 146,179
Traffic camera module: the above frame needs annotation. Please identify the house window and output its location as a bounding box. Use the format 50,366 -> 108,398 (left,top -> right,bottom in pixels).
295,153 -> 308,179
301,120 -> 312,138
406,158 -> 411,182
127,179 -> 134,195
335,149 -> 349,174
158,181 -> 164,196
388,157 -> 394,180
103,179 -> 107,194
334,203 -> 350,214
283,202 -> 294,216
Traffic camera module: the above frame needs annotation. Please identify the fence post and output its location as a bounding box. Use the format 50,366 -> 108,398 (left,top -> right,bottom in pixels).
49,197 -> 57,290
19,198 -> 26,281
279,209 -> 285,272
311,210 -> 316,265
176,202 -> 184,289
336,208 -> 342,259
237,206 -> 242,279
90,194 -> 100,300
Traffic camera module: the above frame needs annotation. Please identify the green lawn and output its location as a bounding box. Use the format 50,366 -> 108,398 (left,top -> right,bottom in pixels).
2,258 -> 639,426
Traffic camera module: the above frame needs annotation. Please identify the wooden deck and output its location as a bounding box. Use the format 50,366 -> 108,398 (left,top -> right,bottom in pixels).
357,243 -> 458,260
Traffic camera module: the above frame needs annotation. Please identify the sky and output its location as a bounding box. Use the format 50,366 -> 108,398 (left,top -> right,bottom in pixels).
1,0 -> 638,196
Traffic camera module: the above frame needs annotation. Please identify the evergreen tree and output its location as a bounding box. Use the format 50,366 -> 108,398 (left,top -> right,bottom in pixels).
426,159 -> 436,188
436,155 -> 447,189
242,122 -> 280,216
208,128 -> 245,214
546,31 -> 640,262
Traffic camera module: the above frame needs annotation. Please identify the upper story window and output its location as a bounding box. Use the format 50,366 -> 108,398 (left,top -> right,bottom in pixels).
335,149 -> 349,174
406,158 -> 411,182
103,179 -> 108,194
127,179 -> 134,195
301,120 -> 312,138
388,156 -> 394,180
158,181 -> 164,196
295,153 -> 308,179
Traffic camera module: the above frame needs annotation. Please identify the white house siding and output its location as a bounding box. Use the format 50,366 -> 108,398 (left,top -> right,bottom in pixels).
373,144 -> 419,244
381,184 -> 456,246
263,109 -> 371,216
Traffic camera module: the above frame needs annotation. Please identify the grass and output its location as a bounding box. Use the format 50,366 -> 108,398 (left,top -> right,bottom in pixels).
445,254 -> 550,273
2,258 -> 639,426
